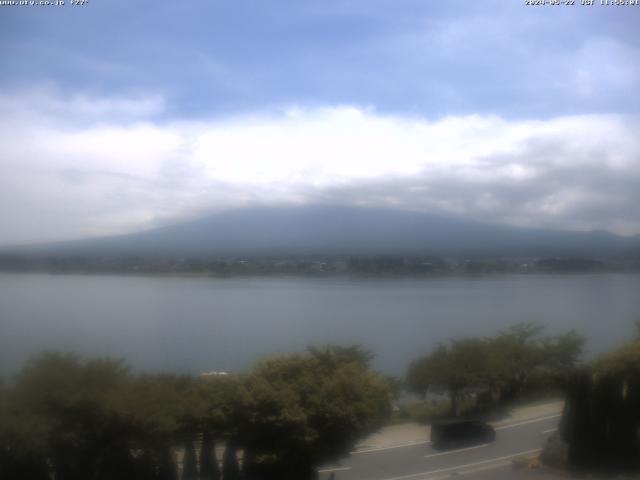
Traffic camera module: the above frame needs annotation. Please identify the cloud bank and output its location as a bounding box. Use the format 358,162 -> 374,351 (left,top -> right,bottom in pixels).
1,89 -> 639,245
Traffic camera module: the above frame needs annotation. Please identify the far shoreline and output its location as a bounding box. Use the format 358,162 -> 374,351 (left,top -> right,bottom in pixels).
1,268 -> 640,280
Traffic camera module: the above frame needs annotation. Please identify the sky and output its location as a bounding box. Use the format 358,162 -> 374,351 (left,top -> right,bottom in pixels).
1,0 -> 639,245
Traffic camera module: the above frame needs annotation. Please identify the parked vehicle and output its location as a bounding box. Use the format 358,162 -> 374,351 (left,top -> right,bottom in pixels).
430,420 -> 496,450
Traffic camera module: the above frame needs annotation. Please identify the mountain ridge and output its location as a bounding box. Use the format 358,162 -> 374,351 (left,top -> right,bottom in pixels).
4,205 -> 639,258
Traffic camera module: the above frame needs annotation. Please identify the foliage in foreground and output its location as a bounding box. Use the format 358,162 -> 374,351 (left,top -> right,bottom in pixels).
560,333 -> 640,472
239,346 -> 390,479
405,323 -> 585,415
0,346 -> 390,480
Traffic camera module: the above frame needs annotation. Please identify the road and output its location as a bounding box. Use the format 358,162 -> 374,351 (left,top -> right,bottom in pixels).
318,414 -> 561,480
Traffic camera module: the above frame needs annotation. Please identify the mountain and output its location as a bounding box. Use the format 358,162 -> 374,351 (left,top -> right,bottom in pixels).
5,205 -> 640,258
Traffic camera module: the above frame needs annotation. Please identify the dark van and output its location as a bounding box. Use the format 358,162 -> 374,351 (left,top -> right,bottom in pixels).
430,420 -> 496,450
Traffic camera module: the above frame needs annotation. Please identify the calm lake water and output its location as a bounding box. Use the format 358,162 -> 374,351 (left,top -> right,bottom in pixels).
1,273 -> 639,376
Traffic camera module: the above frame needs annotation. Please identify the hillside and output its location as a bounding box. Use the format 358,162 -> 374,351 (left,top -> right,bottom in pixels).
6,205 -> 639,259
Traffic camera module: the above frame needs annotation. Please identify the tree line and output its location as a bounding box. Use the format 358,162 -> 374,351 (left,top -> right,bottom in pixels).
0,346 -> 390,480
405,323 -> 586,416
556,322 -> 640,473
2,323 -> 638,479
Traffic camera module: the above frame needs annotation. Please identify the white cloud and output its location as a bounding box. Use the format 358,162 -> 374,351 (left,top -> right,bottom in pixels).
0,90 -> 639,245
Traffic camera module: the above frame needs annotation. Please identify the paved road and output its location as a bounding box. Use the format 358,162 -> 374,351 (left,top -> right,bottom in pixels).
318,414 -> 561,480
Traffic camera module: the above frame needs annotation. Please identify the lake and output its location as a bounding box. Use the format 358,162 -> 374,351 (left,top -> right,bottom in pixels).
1,273 -> 639,376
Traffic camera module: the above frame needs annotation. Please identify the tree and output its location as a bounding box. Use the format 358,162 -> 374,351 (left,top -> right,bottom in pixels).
541,330 -> 585,377
5,352 -> 136,480
193,374 -> 241,479
406,325 -> 585,414
406,344 -> 444,400
222,442 -> 241,480
3,355 -> 217,480
125,373 -> 211,479
384,375 -> 404,401
193,374 -> 241,438
560,333 -> 640,471
592,336 -> 640,378
406,340 -> 490,416
0,376 -> 50,480
182,439 -> 198,480
488,323 -> 545,400
489,324 -> 585,399
199,431 -> 221,480
444,339 -> 492,415
1,347 -> 389,480
236,346 -> 390,479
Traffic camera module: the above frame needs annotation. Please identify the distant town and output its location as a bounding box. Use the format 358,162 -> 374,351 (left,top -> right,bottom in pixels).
1,253 -> 639,276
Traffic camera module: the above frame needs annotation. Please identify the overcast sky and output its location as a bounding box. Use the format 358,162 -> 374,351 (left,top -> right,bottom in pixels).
1,0 -> 639,245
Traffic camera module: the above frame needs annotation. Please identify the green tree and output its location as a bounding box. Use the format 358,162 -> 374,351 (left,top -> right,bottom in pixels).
406,325 -> 584,414
125,373 -> 203,478
488,324 -> 585,399
222,442 -> 241,480
592,336 -> 640,378
199,431 -> 221,480
192,374 -> 241,479
6,352 -> 136,480
560,331 -> 640,470
487,323 -> 546,401
406,340 -> 490,416
182,439 -> 198,480
384,375 -> 404,401
193,374 -> 241,438
406,357 -> 432,400
237,346 -> 390,479
541,330 -> 585,376
0,376 -> 50,480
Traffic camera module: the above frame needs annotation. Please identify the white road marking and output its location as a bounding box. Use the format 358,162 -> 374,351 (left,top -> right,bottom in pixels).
379,448 -> 542,480
317,466 -> 353,473
424,443 -> 488,459
494,413 -> 561,430
350,412 -> 560,456
349,413 -> 561,455
542,427 -> 557,433
351,440 -> 430,455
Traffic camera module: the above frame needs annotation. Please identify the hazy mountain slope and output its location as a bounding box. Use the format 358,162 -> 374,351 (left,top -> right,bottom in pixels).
8,205 -> 640,257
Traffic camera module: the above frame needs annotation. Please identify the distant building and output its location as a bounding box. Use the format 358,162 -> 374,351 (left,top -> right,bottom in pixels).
199,371 -> 229,377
